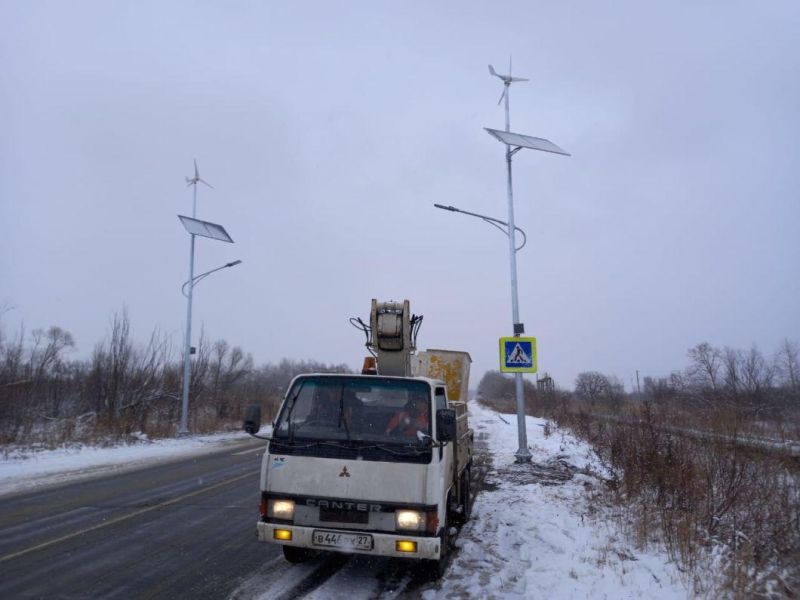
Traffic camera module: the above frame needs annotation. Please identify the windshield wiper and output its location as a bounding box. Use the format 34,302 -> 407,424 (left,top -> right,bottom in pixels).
338,386 -> 352,444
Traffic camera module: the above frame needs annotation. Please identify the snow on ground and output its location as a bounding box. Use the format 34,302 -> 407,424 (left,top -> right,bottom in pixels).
239,403 -> 691,599
425,402 -> 689,599
0,429 -> 258,497
3,403 -> 692,598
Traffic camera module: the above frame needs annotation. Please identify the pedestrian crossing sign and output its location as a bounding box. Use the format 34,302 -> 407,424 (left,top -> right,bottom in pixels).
499,337 -> 537,373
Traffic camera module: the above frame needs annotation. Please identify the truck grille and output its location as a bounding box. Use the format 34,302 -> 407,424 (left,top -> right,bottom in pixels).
318,507 -> 369,524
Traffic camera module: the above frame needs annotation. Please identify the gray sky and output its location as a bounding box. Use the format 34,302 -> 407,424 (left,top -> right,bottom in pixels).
2,1 -> 799,390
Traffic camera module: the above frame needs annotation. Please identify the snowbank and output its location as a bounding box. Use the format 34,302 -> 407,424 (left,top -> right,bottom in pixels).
426,402 -> 689,599
0,430 -> 255,497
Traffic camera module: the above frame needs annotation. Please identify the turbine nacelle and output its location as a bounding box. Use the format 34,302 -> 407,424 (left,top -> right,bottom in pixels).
488,64 -> 529,84
185,158 -> 214,189
489,58 -> 529,105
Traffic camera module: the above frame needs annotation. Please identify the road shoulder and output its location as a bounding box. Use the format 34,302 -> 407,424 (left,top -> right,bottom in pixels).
0,431 -> 264,498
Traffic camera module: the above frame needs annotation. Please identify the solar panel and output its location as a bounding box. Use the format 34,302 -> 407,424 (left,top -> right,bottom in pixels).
178,215 -> 234,243
484,128 -> 570,156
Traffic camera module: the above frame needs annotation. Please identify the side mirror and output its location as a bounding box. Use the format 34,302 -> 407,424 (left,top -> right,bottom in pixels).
436,409 -> 457,442
243,405 -> 262,434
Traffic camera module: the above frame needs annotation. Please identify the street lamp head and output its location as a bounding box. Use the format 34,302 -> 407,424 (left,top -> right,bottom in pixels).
226,260 -> 243,268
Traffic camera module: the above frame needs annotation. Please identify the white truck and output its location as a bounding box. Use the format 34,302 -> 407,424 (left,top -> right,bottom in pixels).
244,300 -> 473,576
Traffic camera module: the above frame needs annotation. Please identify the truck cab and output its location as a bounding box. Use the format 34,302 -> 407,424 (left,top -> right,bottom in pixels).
249,373 -> 470,572
244,300 -> 472,575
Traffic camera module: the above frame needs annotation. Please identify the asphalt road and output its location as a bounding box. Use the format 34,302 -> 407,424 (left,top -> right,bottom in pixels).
0,438 -> 276,600
0,433 -> 491,600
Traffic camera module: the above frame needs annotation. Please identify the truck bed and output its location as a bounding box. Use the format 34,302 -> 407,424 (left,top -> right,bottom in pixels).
452,400 -> 472,474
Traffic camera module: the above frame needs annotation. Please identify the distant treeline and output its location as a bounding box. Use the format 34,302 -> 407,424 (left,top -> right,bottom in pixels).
480,340 -> 800,424
0,309 -> 349,446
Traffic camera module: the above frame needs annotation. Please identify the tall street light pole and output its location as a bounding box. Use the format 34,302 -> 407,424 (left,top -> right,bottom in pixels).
180,176 -> 199,435
178,161 -> 234,435
485,62 -> 571,462
501,73 -> 530,462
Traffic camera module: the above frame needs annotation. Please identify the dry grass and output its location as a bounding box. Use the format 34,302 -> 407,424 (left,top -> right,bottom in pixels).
553,399 -> 800,599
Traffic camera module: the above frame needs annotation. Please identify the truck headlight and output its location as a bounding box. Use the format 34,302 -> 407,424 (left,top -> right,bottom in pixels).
268,499 -> 295,520
395,509 -> 424,531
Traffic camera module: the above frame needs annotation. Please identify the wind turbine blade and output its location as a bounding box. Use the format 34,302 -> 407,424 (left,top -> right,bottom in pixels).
199,178 -> 214,189
194,159 -> 199,179
510,77 -> 529,82
509,55 -> 512,77
488,64 -> 497,76
497,88 -> 506,105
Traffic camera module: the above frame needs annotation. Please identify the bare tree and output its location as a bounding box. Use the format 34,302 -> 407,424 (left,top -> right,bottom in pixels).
208,340 -> 252,419
575,371 -> 610,406
776,339 -> 800,394
739,345 -> 773,415
687,342 -> 723,398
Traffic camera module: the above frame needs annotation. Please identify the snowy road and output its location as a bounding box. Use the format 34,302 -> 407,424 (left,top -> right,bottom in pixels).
1,404 -> 690,599
0,438 -> 275,599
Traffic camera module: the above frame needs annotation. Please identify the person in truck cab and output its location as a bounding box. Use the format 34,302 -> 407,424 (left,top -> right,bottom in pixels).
384,392 -> 430,437
307,386 -> 340,427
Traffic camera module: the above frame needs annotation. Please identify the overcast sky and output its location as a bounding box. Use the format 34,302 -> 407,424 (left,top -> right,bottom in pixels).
2,1 -> 798,390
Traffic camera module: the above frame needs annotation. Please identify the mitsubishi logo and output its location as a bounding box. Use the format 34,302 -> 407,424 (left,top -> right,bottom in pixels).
339,466 -> 351,478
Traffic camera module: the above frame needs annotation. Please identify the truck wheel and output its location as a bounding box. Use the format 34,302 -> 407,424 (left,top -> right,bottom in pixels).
453,463 -> 472,525
282,545 -> 315,563
463,462 -> 473,521
423,504 -> 451,579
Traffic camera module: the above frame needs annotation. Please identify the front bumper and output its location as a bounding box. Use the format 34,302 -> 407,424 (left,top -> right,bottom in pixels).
257,522 -> 442,560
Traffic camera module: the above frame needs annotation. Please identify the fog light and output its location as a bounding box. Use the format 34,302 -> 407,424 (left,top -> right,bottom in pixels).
273,528 -> 292,541
396,540 -> 417,553
395,509 -> 423,531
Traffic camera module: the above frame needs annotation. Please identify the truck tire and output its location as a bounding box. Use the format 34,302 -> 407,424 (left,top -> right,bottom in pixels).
462,462 -> 473,521
282,545 -> 315,563
453,462 -> 472,525
423,499 -> 451,579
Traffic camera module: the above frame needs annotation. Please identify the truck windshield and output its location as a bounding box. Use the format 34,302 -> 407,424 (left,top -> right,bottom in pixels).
273,376 -> 432,444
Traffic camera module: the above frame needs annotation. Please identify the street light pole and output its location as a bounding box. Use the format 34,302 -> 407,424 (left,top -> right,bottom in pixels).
483,62 -> 570,462
179,180 -> 198,435
178,160 -> 233,436
501,78 -> 533,462
434,199 -> 530,462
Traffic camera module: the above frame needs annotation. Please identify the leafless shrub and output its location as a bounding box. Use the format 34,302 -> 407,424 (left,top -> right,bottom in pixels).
0,309 -> 350,446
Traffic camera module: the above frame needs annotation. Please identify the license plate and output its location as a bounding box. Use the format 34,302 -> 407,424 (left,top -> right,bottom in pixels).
312,529 -> 373,551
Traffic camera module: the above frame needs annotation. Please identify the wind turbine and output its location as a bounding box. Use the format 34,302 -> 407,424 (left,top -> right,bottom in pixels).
185,159 -> 214,189
488,57 -> 529,108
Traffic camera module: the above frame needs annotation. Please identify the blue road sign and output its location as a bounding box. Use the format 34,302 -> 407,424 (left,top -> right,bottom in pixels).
499,337 -> 537,373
